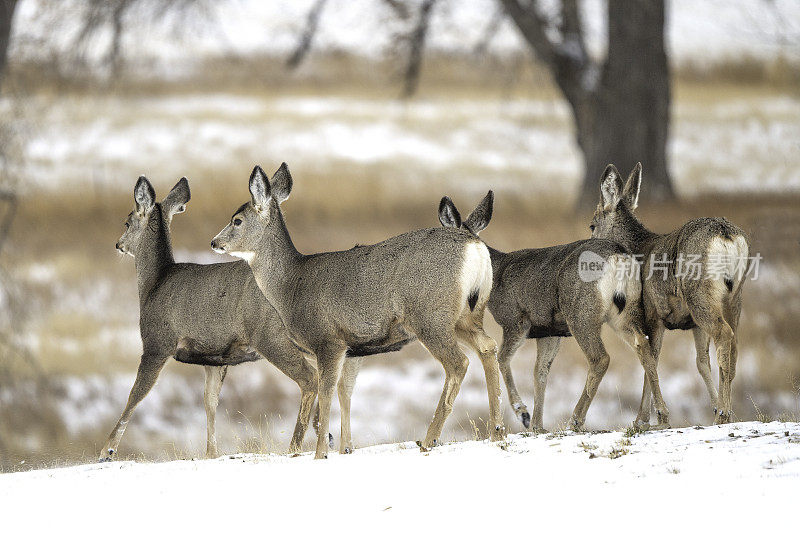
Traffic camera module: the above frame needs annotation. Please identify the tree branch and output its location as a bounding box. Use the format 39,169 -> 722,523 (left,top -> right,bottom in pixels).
401,0 -> 439,98
498,0 -> 594,103
286,0 -> 329,70
473,5 -> 505,56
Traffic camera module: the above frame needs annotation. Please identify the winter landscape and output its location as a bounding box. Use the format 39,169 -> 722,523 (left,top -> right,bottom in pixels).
0,0 -> 798,527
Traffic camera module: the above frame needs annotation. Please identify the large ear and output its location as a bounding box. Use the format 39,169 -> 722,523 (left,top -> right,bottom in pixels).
463,190 -> 493,235
134,175 -> 155,215
270,162 -> 293,204
599,164 -> 624,211
438,196 -> 461,228
622,162 -> 642,211
162,177 -> 191,218
249,165 -> 272,213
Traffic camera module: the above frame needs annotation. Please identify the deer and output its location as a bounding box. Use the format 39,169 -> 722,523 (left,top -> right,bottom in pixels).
101,175 -> 321,462
590,163 -> 750,425
211,163 -> 505,459
436,192 -> 671,431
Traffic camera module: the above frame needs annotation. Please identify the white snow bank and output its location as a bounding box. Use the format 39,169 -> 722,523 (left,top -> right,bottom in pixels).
1,421 -> 797,530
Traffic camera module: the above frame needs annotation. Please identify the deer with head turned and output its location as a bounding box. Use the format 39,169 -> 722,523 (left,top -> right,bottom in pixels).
590,163 -> 750,425
437,192 -> 670,431
211,164 -> 505,459
101,176 -> 321,462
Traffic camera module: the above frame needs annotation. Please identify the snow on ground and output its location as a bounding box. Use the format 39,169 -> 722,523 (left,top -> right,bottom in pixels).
11,92 -> 800,197
1,421 -> 797,530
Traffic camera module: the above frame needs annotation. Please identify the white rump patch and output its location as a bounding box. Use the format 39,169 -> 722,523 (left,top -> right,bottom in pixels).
459,241 -> 493,314
706,235 -> 749,294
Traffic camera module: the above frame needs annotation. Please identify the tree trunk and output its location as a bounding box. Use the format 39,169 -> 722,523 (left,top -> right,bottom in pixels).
0,0 -> 18,87
577,0 -> 673,207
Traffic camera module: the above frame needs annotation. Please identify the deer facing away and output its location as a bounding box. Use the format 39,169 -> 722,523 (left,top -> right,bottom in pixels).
437,192 -> 670,430
590,163 -> 750,424
211,164 -> 505,459
101,176 -> 320,461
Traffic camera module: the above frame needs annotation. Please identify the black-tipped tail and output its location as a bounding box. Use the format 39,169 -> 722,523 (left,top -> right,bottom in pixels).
613,292 -> 626,313
468,289 -> 479,311
724,276 -> 734,292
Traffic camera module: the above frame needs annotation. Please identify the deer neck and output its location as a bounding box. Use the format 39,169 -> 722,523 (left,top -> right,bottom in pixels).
134,204 -> 174,302
248,207 -> 303,319
613,205 -> 660,255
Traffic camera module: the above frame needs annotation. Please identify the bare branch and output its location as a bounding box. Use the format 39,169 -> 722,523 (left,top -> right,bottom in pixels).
401,0 -> 439,98
499,0 -> 594,103
473,5 -> 505,56
0,191 -> 16,255
381,0 -> 412,21
286,0 -> 329,70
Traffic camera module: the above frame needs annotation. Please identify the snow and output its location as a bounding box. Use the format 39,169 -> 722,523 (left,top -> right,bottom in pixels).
1,421 -> 797,530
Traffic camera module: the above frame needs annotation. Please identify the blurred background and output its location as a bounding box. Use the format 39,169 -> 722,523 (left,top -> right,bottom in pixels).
0,0 -> 798,471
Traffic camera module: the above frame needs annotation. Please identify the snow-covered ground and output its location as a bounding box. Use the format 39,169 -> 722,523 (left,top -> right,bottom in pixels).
1,421 -> 798,530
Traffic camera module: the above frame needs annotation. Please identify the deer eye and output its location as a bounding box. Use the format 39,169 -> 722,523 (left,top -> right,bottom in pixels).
589,224 -> 595,232
233,219 -> 242,227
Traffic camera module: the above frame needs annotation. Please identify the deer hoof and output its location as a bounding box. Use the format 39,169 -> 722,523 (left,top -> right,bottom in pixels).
328,433 -> 334,449
343,447 -> 352,454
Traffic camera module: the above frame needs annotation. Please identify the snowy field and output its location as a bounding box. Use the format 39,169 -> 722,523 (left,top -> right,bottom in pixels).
1,421 -> 798,530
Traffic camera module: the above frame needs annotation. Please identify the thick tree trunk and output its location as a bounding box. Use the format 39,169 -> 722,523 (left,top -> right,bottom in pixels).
0,0 -> 18,86
577,0 -> 673,207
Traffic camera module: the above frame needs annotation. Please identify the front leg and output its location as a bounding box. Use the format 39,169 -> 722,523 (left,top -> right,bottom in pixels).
338,357 -> 363,454
314,345 -> 347,459
496,325 -> 528,428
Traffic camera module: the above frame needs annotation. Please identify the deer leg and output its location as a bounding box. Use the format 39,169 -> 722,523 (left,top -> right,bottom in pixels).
689,301 -> 735,424
338,357 -> 363,454
636,321 -> 664,427
99,354 -> 168,462
456,319 -> 505,442
203,365 -> 228,458
417,335 -> 469,450
532,337 -> 561,432
259,337 -> 320,454
496,326 -> 528,428
692,327 -> 718,419
617,324 -> 670,429
314,347 -> 345,459
568,328 -> 610,432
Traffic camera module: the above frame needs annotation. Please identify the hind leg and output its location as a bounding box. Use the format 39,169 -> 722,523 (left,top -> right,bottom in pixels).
204,365 -> 228,458
414,332 -> 469,450
531,337 -> 560,432
496,325 -> 528,428
636,320 -> 664,427
692,327 -> 718,419
258,337 -> 319,454
456,317 -> 505,441
99,354 -> 169,462
338,357 -> 363,454
616,324 -> 670,429
687,296 -> 735,424
567,327 -> 610,431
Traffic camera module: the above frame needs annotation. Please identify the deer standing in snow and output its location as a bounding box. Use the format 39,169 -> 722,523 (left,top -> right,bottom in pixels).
102,176 -> 319,461
590,163 -> 750,424
211,164 -> 505,458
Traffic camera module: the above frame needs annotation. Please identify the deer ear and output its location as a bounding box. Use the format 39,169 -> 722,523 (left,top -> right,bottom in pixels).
249,165 -> 272,213
599,164 -> 623,211
623,162 -> 642,211
163,177 -> 190,218
464,190 -> 493,235
438,196 -> 461,228
134,175 -> 155,215
271,162 -> 292,204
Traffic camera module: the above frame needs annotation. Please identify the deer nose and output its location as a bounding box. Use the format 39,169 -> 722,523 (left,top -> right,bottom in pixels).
211,240 -> 218,249
115,242 -> 120,250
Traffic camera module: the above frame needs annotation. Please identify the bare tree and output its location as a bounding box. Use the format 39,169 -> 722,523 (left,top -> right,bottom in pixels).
0,0 -> 17,86
500,0 -> 673,206
287,0 -> 674,207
